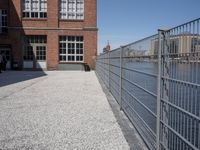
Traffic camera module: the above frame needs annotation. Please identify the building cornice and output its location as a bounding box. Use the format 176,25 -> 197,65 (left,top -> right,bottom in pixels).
83,27 -> 98,31
8,26 -> 98,31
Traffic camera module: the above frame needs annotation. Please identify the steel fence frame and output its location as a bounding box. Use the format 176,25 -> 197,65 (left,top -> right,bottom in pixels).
96,18 -> 200,150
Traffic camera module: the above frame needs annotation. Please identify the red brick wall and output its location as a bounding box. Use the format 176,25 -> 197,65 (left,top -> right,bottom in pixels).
10,30 -> 23,65
9,0 -> 22,26
84,31 -> 97,69
0,1 -> 8,9
47,31 -> 59,70
84,0 -> 97,27
47,0 -> 58,28
0,0 -> 98,70
0,0 -> 22,67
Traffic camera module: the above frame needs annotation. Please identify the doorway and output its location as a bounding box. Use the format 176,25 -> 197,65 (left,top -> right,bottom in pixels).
23,35 -> 47,69
0,45 -> 11,69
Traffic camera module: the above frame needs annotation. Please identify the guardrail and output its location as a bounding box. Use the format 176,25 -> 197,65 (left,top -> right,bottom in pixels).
96,18 -> 200,150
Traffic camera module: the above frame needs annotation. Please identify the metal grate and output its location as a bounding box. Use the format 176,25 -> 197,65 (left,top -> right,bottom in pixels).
96,18 -> 200,150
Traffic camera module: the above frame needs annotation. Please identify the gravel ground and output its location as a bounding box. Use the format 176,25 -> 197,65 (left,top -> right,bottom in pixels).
0,71 -> 131,150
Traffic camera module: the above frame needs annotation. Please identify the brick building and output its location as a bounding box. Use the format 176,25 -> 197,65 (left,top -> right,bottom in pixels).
0,0 -> 97,70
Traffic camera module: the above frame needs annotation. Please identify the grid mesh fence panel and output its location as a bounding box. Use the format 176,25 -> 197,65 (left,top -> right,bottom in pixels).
96,18 -> 200,150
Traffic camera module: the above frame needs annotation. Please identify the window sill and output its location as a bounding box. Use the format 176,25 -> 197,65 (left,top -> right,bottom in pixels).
59,62 -> 85,64
59,19 -> 84,22
22,18 -> 48,21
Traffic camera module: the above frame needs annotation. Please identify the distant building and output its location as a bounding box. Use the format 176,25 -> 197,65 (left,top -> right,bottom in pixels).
150,34 -> 200,55
0,0 -> 97,70
125,50 -> 148,57
103,41 -> 111,53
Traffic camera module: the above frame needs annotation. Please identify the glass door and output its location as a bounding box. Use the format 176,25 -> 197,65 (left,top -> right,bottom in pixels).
35,45 -> 46,69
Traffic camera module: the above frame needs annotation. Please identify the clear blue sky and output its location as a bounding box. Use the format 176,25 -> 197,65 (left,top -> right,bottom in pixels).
97,0 -> 200,53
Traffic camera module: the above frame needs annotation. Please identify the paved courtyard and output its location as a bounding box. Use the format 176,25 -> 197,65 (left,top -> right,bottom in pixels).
0,71 -> 146,150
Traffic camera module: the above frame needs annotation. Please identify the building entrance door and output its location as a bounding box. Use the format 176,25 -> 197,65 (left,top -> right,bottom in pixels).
23,35 -> 47,70
23,44 -> 46,69
23,45 -> 34,69
35,45 -> 46,69
0,46 -> 11,69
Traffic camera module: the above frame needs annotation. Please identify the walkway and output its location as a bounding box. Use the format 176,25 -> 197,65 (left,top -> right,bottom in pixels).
0,71 -> 146,150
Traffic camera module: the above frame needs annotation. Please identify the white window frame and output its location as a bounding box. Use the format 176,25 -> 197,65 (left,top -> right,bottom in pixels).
36,45 -> 46,61
59,36 -> 84,62
59,0 -> 84,20
0,9 -> 8,33
24,35 -> 47,61
22,0 -> 47,18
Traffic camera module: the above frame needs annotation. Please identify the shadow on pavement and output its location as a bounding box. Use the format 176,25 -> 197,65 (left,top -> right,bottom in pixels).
0,71 -> 47,87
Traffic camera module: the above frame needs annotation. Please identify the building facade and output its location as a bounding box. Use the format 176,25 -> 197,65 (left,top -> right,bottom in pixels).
150,34 -> 200,56
0,0 -> 97,70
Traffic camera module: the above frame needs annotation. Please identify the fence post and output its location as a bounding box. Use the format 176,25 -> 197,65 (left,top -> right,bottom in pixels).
120,46 -> 123,110
156,29 -> 163,150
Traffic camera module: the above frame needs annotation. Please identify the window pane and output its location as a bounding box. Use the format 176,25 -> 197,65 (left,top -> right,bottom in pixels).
24,36 -> 47,61
40,0 -> 47,12
59,0 -> 84,20
24,46 -> 33,60
80,56 -> 83,61
36,46 -> 46,61
59,36 -> 84,62
0,9 -> 8,34
23,0 -> 47,18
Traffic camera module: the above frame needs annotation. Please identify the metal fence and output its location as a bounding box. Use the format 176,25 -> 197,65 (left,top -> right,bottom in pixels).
96,18 -> 200,150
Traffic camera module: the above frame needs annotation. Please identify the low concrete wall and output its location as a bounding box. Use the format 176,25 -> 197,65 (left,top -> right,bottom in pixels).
58,64 -> 85,71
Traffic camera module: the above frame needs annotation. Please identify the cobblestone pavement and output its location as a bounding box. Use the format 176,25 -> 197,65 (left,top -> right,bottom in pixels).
0,71 -> 146,150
